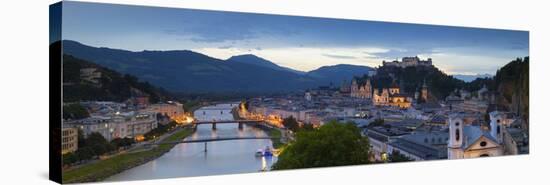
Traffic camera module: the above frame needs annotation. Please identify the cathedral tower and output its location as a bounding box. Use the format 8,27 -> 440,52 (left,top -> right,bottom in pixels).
365,78 -> 372,99
351,79 -> 358,97
448,114 -> 464,159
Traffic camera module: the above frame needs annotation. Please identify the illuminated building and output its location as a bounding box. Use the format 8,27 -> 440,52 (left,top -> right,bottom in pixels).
350,79 -> 372,99
66,111 -> 158,141
61,127 -> 78,154
372,82 -> 412,108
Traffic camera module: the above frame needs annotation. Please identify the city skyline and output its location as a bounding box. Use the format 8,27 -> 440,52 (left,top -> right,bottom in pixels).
62,1 -> 528,75
54,2 -> 529,183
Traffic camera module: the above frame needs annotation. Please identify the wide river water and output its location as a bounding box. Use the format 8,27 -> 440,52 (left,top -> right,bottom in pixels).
106,103 -> 277,182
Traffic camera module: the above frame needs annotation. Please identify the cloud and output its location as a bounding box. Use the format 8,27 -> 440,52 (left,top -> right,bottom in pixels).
322,53 -> 357,59
370,48 -> 440,59
217,45 -> 233,49
417,51 -> 515,75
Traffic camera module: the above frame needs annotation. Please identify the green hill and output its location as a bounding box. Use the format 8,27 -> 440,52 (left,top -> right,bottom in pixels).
356,65 -> 464,101
62,54 -> 171,103
494,57 -> 529,123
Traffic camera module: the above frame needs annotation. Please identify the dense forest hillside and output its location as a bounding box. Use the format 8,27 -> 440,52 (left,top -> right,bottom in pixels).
494,57 -> 529,123
62,54 -> 172,103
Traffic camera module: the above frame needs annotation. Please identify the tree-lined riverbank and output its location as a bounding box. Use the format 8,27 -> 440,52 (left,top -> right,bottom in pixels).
62,127 -> 193,183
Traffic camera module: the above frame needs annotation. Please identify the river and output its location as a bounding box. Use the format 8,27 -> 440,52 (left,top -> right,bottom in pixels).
106,103 -> 277,182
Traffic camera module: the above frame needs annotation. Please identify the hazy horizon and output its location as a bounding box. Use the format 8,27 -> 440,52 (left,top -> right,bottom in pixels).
61,1 -> 528,75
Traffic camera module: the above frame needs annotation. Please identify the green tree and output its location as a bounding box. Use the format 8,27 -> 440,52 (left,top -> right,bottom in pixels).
85,132 -> 114,156
389,150 -> 413,162
300,123 -> 314,131
272,121 -> 370,170
110,138 -> 135,150
144,121 -> 177,140
77,129 -> 86,147
76,147 -> 94,162
63,104 -> 90,120
62,152 -> 78,165
282,116 -> 300,132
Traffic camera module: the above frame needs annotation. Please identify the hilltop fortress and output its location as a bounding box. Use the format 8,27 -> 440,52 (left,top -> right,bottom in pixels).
340,56 -> 432,109
382,56 -> 433,68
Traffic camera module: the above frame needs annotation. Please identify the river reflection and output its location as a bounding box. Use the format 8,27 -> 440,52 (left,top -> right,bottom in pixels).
106,103 -> 277,182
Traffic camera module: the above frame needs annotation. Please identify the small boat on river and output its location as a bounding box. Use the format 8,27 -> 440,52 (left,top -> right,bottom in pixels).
263,146 -> 273,157
255,146 -> 273,157
255,149 -> 263,157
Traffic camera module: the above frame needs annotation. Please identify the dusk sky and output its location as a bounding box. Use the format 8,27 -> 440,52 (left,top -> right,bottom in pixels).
62,1 -> 528,75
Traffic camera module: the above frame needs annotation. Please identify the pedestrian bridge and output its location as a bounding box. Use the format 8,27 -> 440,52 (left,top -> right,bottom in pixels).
144,136 -> 281,152
193,119 -> 263,124
145,136 -> 279,145
192,119 -> 266,130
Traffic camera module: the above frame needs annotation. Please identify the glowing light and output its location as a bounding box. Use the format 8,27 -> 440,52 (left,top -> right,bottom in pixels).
135,135 -> 145,142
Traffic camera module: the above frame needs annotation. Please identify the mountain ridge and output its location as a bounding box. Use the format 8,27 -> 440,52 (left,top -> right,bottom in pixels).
227,54 -> 305,74
452,74 -> 493,82
61,40 -> 378,93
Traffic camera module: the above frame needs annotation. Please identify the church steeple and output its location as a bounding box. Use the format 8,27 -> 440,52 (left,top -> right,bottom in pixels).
389,80 -> 400,95
421,79 -> 428,102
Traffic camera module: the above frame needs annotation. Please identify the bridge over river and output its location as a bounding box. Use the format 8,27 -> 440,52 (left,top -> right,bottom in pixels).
145,136 -> 281,152
106,103 -> 280,181
191,119 -> 277,130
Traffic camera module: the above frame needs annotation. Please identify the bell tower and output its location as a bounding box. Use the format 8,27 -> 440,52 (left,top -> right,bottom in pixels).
489,111 -> 505,144
448,114 -> 464,159
421,80 -> 428,102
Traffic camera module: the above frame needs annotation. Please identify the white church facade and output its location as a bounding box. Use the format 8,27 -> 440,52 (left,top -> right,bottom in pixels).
447,111 -> 510,159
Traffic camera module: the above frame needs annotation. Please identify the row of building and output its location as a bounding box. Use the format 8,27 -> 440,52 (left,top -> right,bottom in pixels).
244,71 -> 527,162
344,78 -> 428,109
364,110 -> 528,162
61,101 -> 186,154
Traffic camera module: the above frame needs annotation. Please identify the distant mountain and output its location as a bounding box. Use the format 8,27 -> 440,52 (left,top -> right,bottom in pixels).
62,40 -> 382,93
307,64 -> 375,86
452,74 -> 493,82
227,54 -> 305,74
62,40 -> 319,93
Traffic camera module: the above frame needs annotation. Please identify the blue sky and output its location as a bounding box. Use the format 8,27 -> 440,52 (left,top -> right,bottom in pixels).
62,1 -> 528,75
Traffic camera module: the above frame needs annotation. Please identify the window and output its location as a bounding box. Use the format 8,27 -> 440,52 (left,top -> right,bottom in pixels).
455,122 -> 460,126
497,125 -> 501,135
480,141 -> 487,147
455,129 -> 460,141
480,154 -> 490,157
